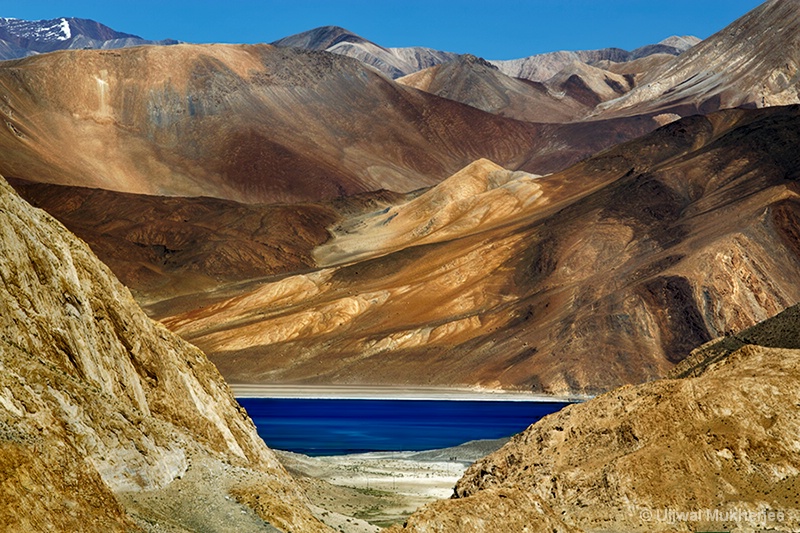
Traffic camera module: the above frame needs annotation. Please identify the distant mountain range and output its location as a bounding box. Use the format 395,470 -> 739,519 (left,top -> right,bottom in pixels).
0,15 -> 699,88
270,25 -> 700,80
0,16 -> 177,59
489,35 -> 700,82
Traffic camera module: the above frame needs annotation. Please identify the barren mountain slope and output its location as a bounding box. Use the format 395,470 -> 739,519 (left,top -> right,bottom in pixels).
158,105 -> 800,394
8,178 -> 348,300
598,0 -> 800,117
391,334 -> 800,532
544,60 -> 634,108
397,55 -> 590,122
0,43 -> 654,204
0,175 -> 328,531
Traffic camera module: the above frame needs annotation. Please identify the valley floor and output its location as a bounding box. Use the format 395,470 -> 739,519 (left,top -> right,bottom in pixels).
275,439 -> 509,531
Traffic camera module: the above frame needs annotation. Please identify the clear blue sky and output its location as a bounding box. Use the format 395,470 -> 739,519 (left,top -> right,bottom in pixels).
4,0 -> 766,60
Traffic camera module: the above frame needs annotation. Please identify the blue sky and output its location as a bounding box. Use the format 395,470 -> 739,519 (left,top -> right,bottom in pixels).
4,1 -> 765,60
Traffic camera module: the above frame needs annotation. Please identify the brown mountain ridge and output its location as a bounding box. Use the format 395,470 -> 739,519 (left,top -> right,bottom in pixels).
0,43 -> 656,204
155,105 -> 800,394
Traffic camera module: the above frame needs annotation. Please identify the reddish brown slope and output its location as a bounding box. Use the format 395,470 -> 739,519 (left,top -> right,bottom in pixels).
7,178 -> 343,300
0,44 -> 655,203
159,105 -> 800,394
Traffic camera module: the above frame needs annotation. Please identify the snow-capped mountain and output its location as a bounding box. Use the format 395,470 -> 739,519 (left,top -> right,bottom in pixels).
0,17 -> 177,59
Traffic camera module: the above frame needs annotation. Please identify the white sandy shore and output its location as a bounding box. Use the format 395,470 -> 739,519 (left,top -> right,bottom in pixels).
275,442 -> 505,531
230,384 -> 588,402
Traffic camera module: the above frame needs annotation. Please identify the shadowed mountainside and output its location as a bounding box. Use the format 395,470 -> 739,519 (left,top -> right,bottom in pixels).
0,175 -> 329,531
7,178 -> 350,300
156,105 -> 800,394
0,43 -> 655,204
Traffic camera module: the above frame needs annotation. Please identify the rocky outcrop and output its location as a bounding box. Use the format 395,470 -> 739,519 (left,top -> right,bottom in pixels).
391,338 -> 800,532
0,174 -> 328,531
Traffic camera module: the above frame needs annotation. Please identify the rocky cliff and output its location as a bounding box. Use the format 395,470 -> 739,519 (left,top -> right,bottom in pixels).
0,174 -> 328,531
391,307 -> 800,532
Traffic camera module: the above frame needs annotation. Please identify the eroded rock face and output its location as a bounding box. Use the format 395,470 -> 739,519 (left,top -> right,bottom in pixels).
392,340 -> 800,532
0,175 -> 327,531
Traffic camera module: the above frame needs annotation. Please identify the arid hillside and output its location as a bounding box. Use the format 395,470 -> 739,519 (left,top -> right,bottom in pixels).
8,177 -> 349,299
0,43 -> 654,204
157,105 -> 800,394
390,303 -> 800,532
597,0 -> 800,117
0,174 -> 329,532
271,25 -> 460,79
392,348 -> 800,532
397,54 -> 590,123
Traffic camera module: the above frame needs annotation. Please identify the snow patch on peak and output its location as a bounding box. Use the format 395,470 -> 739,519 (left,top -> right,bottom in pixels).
58,18 -> 71,40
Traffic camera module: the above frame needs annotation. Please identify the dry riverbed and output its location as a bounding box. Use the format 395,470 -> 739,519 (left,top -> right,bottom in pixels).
276,439 -> 508,531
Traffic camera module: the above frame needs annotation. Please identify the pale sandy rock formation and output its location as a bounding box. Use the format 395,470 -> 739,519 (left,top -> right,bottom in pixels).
393,337 -> 800,531
544,60 -> 633,106
315,159 -> 545,266
0,174 -> 328,531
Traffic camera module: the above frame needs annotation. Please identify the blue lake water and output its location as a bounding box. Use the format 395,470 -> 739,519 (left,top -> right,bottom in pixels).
237,398 -> 570,456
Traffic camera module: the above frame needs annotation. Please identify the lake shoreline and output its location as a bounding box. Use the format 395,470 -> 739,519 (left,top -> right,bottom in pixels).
230,384 -> 588,402
274,438 -> 512,531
